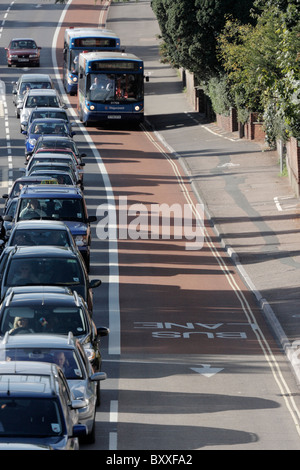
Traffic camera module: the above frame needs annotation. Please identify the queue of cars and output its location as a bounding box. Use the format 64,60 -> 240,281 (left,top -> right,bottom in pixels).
0,62 -> 108,449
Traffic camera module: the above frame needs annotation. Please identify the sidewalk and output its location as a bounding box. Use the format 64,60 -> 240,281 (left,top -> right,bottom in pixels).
132,3 -> 300,383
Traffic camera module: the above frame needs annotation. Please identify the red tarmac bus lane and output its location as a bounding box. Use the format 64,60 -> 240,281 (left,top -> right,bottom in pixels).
57,0 -> 280,358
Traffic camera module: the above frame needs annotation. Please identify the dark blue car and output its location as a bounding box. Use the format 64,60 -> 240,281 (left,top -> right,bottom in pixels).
23,118 -> 76,156
6,185 -> 97,272
0,361 -> 87,449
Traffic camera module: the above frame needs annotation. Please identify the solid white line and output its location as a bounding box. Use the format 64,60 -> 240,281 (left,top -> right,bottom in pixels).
52,0 -> 121,356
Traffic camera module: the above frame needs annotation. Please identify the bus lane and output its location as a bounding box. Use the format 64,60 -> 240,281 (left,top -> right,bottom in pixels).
58,0 -> 300,450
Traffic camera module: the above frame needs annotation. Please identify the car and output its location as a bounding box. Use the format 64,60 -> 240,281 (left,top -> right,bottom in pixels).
34,147 -> 86,163
0,245 -> 101,311
12,74 -> 54,118
21,106 -> 74,133
0,360 -> 87,449
0,333 -> 107,443
7,185 -> 96,269
2,175 -> 59,209
28,170 -> 79,187
6,220 -> 78,251
23,118 -> 76,155
0,286 -> 109,374
25,162 -> 82,189
2,197 -> 18,238
19,89 -> 67,130
24,152 -> 84,182
28,150 -> 86,176
27,134 -> 84,161
5,38 -> 41,67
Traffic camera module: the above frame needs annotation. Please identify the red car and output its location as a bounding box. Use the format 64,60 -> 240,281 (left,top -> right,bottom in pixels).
5,38 -> 41,67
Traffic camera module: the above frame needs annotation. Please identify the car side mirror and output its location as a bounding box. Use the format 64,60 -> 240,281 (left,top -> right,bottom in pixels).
97,326 -> 109,337
89,279 -> 101,289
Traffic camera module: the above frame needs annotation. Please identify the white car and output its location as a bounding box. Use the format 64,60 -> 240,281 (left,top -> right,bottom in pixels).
18,89 -> 67,131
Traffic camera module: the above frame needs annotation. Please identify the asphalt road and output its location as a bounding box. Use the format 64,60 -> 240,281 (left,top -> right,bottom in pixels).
1,0 -> 300,452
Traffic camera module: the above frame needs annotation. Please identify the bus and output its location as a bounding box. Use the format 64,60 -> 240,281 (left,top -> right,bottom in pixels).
63,27 -> 122,95
77,51 -> 148,125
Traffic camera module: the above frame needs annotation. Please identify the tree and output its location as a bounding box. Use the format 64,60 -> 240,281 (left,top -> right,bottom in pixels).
217,0 -> 300,143
151,0 -> 256,82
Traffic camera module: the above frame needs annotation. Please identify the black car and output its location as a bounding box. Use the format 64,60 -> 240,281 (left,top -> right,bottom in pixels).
0,360 -> 87,449
6,219 -> 78,250
0,246 -> 101,312
0,285 -> 108,377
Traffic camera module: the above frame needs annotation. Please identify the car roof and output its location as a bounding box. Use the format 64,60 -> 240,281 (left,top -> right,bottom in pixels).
30,153 -> 74,159
6,245 -> 78,259
0,361 -> 60,397
19,185 -> 81,197
0,333 -> 77,350
26,89 -> 58,96
2,286 -> 81,307
29,107 -> 67,114
11,37 -> 36,41
29,118 -> 68,129
19,74 -> 52,82
36,135 -> 74,141
12,220 -> 71,230
29,162 -> 74,169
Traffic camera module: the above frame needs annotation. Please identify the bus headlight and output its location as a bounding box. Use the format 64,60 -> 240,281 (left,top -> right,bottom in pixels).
90,105 -> 95,110
72,76 -> 77,82
135,105 -> 141,112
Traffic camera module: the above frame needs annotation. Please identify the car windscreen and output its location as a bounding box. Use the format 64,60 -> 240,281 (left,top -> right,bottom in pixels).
0,397 -> 63,437
17,197 -> 85,221
9,228 -> 72,247
0,348 -> 84,379
25,95 -> 59,108
29,110 -> 67,121
4,257 -> 84,288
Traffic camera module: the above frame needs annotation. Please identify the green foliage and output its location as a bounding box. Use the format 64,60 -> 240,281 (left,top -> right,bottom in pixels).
151,0 -> 255,82
203,75 -> 234,116
217,0 -> 300,142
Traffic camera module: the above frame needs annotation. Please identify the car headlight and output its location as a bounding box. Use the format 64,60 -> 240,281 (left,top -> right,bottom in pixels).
84,346 -> 96,362
75,235 -> 88,246
10,54 -> 18,59
29,54 -> 38,58
28,138 -> 37,146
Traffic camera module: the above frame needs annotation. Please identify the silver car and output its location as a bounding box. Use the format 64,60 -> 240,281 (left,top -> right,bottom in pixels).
19,89 -> 67,131
12,74 -> 54,118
